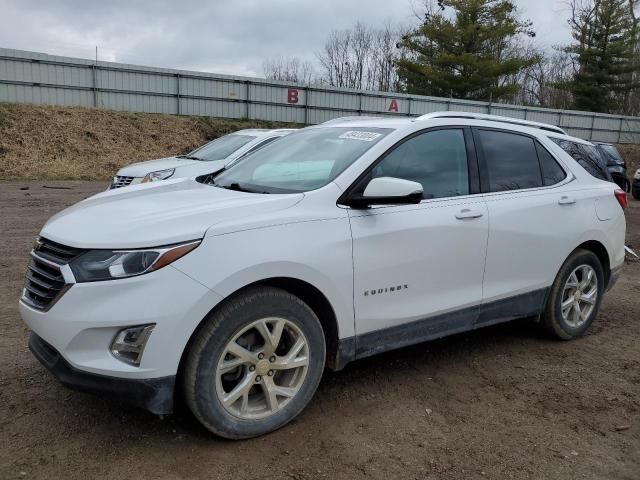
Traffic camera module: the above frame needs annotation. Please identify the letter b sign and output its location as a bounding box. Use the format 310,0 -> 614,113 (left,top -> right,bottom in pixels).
287,89 -> 299,104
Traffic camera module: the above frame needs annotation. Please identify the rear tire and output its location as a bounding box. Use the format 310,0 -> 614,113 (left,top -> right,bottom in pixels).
632,186 -> 640,200
541,249 -> 604,340
183,286 -> 326,439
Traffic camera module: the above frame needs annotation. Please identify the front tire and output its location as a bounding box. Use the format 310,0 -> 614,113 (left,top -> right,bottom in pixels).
541,249 -> 604,340
183,286 -> 326,439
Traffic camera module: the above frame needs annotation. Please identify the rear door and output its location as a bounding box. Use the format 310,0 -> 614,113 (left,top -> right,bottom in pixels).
349,128 -> 489,346
474,128 -> 587,323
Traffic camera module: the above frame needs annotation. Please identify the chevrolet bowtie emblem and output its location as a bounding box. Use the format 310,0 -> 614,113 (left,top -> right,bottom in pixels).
32,238 -> 42,251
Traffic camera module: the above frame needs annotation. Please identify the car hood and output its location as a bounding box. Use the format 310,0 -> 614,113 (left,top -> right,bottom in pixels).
116,156 -> 227,178
40,179 -> 304,249
116,156 -> 197,177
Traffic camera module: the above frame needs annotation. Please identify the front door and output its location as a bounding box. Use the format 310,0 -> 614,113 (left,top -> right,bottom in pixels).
348,128 -> 489,354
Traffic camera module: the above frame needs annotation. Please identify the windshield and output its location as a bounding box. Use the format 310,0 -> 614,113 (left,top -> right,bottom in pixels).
213,127 -> 392,193
187,134 -> 256,161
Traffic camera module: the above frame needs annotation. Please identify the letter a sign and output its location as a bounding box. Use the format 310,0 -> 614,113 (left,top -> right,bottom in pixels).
388,99 -> 399,112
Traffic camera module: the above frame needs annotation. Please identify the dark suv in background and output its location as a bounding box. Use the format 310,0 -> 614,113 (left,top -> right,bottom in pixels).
593,142 -> 629,191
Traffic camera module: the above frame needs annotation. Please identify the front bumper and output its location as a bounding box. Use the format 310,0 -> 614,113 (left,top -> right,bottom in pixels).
19,263 -> 223,379
29,332 -> 175,414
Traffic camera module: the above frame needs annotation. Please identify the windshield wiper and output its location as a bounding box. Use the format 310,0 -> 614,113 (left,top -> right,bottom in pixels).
177,155 -> 203,160
217,182 -> 269,194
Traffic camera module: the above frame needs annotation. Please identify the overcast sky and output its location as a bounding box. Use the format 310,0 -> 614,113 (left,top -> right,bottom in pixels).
0,0 -> 573,77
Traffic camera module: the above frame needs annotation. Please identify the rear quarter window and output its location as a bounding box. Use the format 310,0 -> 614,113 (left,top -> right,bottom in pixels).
550,138 -> 610,181
599,144 -> 624,163
535,143 -> 566,186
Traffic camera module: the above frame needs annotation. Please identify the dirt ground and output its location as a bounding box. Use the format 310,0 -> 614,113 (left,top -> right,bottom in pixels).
0,181 -> 639,480
0,104 -> 292,180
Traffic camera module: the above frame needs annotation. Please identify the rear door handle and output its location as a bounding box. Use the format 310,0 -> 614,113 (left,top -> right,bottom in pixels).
455,208 -> 484,220
558,195 -> 576,205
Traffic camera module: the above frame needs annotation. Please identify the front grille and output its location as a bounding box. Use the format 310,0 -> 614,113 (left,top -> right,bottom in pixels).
23,255 -> 68,310
33,237 -> 85,264
23,238 -> 86,311
111,176 -> 135,189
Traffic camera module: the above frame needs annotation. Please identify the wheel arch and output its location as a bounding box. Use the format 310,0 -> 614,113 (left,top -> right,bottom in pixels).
573,240 -> 611,286
177,276 -> 344,385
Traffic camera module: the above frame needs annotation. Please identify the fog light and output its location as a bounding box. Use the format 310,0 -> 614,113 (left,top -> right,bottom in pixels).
110,324 -> 155,366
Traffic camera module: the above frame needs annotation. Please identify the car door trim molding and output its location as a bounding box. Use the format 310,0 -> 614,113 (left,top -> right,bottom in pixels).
333,287 -> 549,368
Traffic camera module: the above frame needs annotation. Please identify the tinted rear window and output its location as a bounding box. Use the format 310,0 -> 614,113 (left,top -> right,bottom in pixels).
478,129 -> 542,192
551,138 -> 610,181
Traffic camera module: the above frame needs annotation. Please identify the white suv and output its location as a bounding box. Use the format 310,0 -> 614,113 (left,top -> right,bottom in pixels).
20,113 -> 626,439
110,128 -> 295,188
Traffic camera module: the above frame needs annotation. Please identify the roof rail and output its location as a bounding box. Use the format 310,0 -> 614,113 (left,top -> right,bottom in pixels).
322,116 -> 383,124
415,111 -> 567,135
268,128 -> 297,133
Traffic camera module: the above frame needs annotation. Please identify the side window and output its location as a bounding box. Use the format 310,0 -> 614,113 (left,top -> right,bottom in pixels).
477,130 -> 542,192
371,129 -> 469,199
535,142 -> 566,186
580,144 -> 612,181
551,138 -> 609,181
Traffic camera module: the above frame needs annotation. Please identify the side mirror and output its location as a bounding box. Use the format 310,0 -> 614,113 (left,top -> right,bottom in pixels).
347,177 -> 423,208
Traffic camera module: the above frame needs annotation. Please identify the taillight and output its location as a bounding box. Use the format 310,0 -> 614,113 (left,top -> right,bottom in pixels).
614,189 -> 628,209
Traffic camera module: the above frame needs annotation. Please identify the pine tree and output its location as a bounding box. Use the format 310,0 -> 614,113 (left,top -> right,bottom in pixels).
396,0 -> 538,101
565,0 -> 639,113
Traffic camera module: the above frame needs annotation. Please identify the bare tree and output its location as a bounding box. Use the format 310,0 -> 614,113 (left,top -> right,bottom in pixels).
369,22 -> 405,91
510,50 -> 575,108
262,57 -> 316,85
317,28 -> 355,88
316,22 -> 404,92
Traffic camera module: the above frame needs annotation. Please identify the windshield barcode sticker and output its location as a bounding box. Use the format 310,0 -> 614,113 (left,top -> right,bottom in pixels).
339,131 -> 382,142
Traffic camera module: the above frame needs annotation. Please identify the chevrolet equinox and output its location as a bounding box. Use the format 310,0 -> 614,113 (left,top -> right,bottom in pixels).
20,112 -> 626,439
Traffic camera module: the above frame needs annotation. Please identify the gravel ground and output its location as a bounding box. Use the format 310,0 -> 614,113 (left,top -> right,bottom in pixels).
1,181 -> 638,480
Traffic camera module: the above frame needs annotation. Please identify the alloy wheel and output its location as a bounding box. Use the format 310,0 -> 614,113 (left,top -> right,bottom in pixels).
215,317 -> 310,420
560,264 -> 598,328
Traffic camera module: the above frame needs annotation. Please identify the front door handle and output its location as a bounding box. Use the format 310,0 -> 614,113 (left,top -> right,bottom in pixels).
455,208 -> 484,220
558,195 -> 576,205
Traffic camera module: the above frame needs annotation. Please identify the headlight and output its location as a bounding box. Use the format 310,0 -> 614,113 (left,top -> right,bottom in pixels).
142,168 -> 175,183
69,240 -> 200,282
635,169 -> 640,180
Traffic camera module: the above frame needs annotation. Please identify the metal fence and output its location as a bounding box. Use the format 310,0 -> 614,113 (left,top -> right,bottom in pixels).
2,47 -> 640,143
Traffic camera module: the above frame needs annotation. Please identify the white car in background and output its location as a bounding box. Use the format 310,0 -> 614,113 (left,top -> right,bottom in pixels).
110,128 -> 295,188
